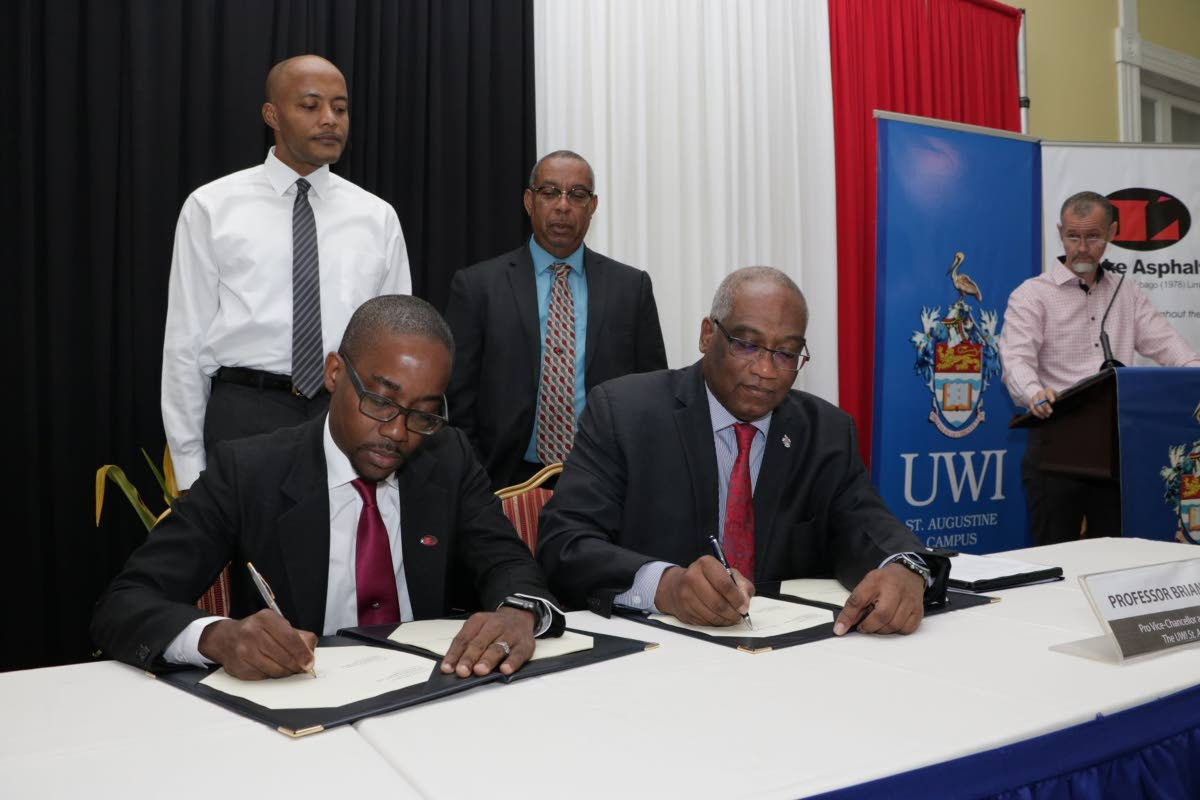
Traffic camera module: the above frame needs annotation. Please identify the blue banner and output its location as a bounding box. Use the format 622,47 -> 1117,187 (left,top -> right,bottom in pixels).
1117,367 -> 1200,544
871,117 -> 1040,553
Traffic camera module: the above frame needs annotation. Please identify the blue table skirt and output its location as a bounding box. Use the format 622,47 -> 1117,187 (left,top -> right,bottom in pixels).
816,682 -> 1200,799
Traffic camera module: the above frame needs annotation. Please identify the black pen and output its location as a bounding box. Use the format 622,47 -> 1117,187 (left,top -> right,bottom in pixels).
707,535 -> 754,630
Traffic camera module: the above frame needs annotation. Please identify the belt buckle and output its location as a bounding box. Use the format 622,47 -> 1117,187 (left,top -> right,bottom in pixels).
291,384 -> 304,398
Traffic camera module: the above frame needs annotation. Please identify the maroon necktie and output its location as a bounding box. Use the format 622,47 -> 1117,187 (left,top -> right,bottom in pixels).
350,478 -> 401,626
723,422 -> 757,580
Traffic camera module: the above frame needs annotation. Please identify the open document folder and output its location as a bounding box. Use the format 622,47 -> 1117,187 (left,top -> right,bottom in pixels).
159,627 -> 654,737
650,595 -> 833,638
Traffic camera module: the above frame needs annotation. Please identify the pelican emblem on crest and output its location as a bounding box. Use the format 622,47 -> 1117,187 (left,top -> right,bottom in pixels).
910,251 -> 1001,439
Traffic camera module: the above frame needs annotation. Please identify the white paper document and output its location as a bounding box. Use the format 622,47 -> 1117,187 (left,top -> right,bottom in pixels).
388,619 -> 594,660
779,578 -> 851,607
200,645 -> 432,709
649,595 -> 833,638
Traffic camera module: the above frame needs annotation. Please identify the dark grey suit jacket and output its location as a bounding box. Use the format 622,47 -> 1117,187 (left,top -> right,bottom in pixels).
444,244 -> 667,490
536,362 -> 936,615
91,417 -> 555,671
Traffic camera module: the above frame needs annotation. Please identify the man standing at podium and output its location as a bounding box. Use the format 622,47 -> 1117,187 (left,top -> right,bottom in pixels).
998,190 -> 1200,545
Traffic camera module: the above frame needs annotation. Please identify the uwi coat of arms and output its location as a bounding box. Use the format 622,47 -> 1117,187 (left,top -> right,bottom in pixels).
910,252 -> 1001,439
1161,439 -> 1200,545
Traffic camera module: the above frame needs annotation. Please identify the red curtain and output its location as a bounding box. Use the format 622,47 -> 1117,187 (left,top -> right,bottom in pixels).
828,0 -> 1022,466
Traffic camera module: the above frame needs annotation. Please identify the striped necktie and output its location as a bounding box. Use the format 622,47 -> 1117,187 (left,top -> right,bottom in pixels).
291,177 -> 325,398
535,263 -> 576,464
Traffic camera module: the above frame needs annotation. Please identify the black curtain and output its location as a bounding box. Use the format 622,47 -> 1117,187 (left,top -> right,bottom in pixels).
6,0 -> 536,671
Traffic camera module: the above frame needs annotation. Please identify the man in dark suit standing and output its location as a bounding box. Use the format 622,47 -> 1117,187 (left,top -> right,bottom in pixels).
93,296 -> 562,680
444,150 -> 667,490
537,267 -> 947,635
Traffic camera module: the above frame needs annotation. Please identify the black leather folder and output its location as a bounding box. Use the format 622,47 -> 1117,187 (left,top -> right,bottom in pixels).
157,627 -> 653,737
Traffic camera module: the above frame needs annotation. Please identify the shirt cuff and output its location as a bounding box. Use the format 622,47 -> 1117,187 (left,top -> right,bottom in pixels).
511,593 -> 564,638
614,561 -> 675,614
162,616 -> 226,667
880,553 -> 934,587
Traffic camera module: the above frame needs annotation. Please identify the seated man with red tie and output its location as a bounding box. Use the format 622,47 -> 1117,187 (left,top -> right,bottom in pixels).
537,267 -> 947,634
93,295 -> 563,680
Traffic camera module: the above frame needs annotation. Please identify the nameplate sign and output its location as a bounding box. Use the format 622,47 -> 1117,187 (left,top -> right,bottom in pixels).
1080,558 -> 1200,661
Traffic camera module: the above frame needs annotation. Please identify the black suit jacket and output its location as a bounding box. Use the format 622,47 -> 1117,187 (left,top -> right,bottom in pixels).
536,363 -> 938,615
91,417 -> 556,671
444,244 -> 667,490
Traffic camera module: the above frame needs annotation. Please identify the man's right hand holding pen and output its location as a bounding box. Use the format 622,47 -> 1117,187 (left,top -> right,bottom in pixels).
653,556 -> 755,627
197,611 -> 318,680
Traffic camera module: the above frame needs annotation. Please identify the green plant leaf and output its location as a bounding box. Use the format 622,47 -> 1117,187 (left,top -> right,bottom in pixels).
95,465 -> 158,532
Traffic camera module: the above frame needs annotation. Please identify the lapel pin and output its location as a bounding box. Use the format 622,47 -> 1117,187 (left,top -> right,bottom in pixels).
782,434 -> 792,449
419,535 -> 439,547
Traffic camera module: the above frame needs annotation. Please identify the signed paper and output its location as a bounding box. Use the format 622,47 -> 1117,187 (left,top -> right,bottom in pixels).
388,619 -> 594,660
780,578 -> 852,608
650,595 -> 833,638
200,646 -> 432,709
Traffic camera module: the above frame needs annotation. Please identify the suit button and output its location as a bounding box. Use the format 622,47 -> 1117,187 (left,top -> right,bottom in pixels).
136,644 -> 150,662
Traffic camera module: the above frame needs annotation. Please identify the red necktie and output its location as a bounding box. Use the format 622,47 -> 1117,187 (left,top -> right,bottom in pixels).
723,422 -> 757,580
350,478 -> 401,626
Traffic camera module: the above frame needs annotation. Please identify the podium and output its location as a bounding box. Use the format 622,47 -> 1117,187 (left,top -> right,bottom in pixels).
1011,367 -> 1200,543
1009,370 -> 1118,481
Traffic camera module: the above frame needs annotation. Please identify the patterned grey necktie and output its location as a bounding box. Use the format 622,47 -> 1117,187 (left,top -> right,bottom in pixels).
535,263 -> 576,464
291,178 -> 324,398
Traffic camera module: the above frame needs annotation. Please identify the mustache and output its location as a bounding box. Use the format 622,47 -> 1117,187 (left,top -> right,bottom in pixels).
360,442 -> 405,458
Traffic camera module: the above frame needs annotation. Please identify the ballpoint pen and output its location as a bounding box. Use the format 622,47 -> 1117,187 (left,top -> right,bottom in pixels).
707,535 -> 754,630
246,561 -> 317,678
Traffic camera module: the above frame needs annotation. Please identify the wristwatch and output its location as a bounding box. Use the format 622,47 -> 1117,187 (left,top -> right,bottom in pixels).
498,595 -> 546,629
890,553 -> 932,586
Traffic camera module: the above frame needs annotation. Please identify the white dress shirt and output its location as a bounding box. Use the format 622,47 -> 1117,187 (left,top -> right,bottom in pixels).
163,416 -> 414,667
162,147 -> 412,488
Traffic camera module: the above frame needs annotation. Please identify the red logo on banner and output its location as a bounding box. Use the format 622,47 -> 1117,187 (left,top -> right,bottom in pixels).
1106,188 -> 1191,252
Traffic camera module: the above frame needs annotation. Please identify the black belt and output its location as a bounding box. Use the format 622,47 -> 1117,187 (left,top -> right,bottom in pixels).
215,366 -> 307,397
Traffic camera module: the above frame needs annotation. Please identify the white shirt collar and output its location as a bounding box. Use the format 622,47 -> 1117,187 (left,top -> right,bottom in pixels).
704,383 -> 772,437
264,146 -> 332,198
322,415 -> 399,493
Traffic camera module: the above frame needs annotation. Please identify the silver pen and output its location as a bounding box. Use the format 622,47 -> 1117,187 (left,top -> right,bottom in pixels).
246,561 -> 317,677
707,536 -> 754,630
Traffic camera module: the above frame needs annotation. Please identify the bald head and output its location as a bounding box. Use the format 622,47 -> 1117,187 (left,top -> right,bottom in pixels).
261,55 -> 349,175
265,55 -> 343,104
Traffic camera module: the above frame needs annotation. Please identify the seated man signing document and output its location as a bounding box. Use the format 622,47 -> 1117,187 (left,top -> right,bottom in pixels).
93,296 -> 562,680
537,267 -> 947,634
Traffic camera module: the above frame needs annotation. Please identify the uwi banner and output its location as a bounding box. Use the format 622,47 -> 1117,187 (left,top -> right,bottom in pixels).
1117,367 -> 1200,544
872,114 -> 1040,553
1042,143 -> 1200,355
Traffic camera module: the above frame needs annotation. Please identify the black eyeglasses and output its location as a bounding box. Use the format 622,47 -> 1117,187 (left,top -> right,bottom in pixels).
712,318 -> 810,373
531,185 -> 596,206
338,352 -> 449,435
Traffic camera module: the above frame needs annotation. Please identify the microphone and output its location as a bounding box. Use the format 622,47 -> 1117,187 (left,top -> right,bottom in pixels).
1099,270 -> 1126,371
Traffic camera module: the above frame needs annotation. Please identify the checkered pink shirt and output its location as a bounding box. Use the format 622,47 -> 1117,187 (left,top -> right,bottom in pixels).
998,260 -> 1200,407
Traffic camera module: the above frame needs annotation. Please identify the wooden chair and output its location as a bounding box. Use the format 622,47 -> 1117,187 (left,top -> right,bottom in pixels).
495,463 -> 563,553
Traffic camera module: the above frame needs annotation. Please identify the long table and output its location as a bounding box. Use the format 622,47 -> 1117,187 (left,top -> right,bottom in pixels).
4,538 -> 1199,799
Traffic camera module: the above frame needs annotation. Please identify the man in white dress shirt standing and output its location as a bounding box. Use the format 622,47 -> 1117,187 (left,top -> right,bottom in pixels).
162,54 -> 411,490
